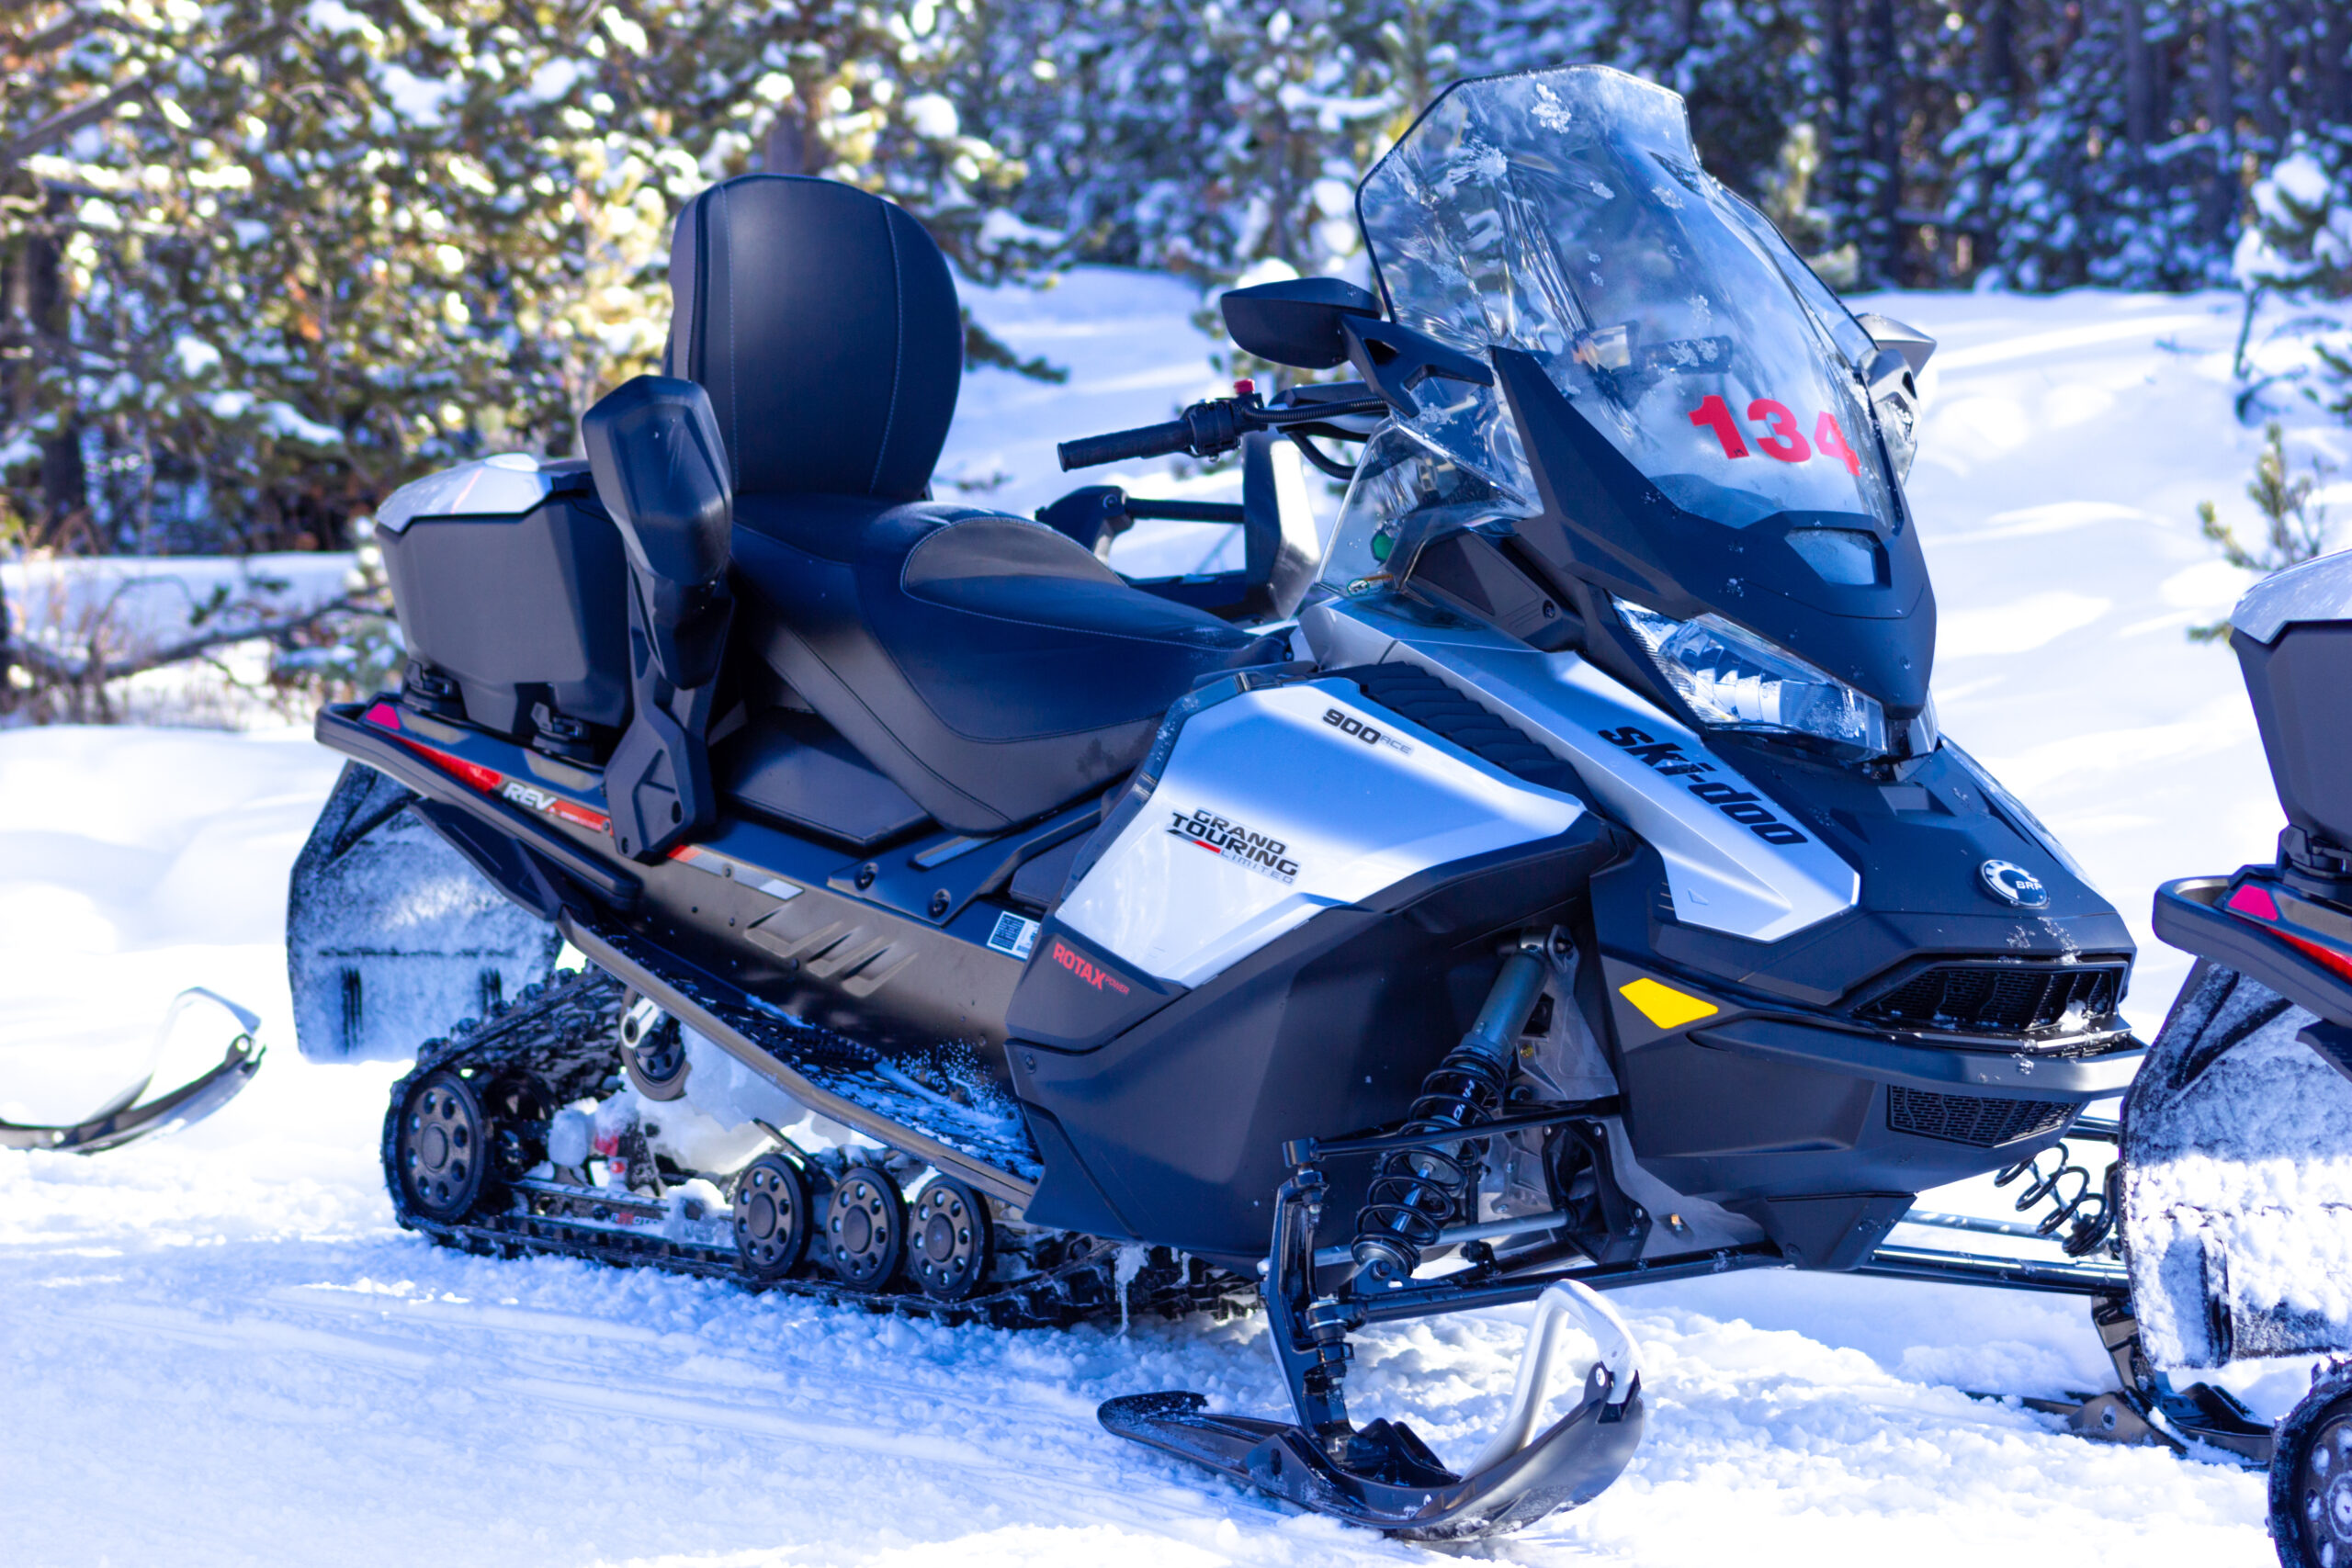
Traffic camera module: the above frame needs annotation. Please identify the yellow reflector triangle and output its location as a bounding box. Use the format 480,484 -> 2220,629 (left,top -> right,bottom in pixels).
1618,977 -> 1720,1030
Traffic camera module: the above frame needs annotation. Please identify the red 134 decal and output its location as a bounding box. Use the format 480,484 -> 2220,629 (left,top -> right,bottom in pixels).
1688,395 -> 1861,477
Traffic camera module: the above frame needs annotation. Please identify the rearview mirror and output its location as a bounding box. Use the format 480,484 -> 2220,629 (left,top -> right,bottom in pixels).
1855,312 -> 1935,376
1220,277 -> 1382,369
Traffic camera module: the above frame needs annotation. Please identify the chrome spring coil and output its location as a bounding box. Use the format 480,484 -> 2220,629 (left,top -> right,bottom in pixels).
1349,1055 -> 1510,1282
1996,1139 -> 2119,1257
1348,942 -> 1553,1286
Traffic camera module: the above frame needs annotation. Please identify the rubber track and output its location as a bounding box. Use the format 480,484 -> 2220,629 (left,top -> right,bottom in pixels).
380,967 -> 1251,1331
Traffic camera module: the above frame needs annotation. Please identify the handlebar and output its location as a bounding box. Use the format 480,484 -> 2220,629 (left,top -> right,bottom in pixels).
1057,419 -> 1193,470
1057,387 -> 1386,472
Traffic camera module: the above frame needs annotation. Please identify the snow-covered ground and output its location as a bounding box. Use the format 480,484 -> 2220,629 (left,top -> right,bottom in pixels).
0,282 -> 2318,1565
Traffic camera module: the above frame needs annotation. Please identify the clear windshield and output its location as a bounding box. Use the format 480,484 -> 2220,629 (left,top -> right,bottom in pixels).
1321,67 -> 1894,595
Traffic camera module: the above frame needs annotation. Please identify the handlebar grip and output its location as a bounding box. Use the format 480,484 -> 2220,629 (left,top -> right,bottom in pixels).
1057,418 -> 1192,471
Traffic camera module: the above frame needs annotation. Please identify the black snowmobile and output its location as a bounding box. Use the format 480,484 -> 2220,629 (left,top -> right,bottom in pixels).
285,64 -> 2352,1549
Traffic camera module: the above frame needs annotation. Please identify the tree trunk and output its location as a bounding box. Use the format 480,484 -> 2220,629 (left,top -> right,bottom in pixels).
2208,3 -> 2236,136
2256,1 -> 2290,142
2317,0 -> 2352,122
1826,0 -> 1853,223
2124,0 -> 2157,144
2153,5 -> 2174,129
1674,0 -> 1702,60
1981,0 -> 2018,99
763,109 -> 809,175
20,207 -> 85,548
2209,3 -> 2238,241
1866,0 -> 1904,285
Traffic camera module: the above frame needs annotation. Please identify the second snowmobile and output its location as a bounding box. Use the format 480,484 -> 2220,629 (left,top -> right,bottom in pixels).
285,64 -> 2352,1549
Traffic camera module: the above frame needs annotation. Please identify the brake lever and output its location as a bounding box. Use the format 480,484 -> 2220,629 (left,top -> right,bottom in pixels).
1169,389 -> 1385,461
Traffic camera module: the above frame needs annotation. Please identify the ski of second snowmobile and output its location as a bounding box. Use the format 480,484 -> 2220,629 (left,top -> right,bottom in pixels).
0,988 -> 266,1155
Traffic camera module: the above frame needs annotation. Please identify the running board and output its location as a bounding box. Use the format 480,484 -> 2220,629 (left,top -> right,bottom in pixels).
559,912 -> 1039,1208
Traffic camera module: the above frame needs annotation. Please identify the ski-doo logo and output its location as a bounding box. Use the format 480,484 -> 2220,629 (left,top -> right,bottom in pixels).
1050,938 -> 1130,995
1595,727 -> 1810,846
1321,706 -> 1412,754
1167,807 -> 1301,884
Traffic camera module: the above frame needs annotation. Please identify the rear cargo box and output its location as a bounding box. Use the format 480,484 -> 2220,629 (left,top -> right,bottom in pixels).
376,454 -> 630,741
2233,549 -> 2352,854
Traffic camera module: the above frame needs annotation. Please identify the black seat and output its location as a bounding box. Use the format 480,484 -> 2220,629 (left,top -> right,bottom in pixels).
667,175 -> 1278,834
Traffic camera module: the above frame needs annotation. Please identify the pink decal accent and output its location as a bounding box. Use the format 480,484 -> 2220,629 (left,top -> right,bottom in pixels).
2227,883 -> 2280,922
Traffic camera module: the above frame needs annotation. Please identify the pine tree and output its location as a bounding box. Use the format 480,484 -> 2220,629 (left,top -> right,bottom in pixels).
2190,420 -> 2332,640
1,0 -> 1027,554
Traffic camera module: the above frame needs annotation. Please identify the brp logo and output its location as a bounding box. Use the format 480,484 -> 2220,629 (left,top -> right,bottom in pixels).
1980,860 -> 2049,909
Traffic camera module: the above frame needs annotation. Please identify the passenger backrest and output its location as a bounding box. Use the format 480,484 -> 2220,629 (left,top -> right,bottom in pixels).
666,175 -> 962,502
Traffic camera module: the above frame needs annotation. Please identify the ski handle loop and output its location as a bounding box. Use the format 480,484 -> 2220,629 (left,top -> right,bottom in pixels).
145,987 -> 262,1084
163,987 -> 263,1042
100,988 -> 265,1115
1461,1279 -> 1644,1477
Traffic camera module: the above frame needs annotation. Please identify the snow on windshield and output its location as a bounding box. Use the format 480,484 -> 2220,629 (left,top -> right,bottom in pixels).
1351,66 -> 1896,541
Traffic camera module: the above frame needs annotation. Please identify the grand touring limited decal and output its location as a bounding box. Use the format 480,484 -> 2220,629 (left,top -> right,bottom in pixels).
1597,727 -> 1808,845
1167,807 -> 1301,884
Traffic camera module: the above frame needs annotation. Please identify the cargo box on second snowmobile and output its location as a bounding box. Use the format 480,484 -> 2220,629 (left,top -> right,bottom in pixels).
375,453 -> 632,746
2233,566 -> 2352,870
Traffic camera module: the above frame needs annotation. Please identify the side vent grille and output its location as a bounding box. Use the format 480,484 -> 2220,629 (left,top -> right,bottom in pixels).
1858,962 -> 2125,1036
1887,1085 -> 2074,1147
1327,664 -> 1586,796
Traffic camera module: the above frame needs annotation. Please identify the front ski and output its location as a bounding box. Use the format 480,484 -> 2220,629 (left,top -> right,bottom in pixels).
1103,1141 -> 1650,1540
1102,1300 -> 1644,1539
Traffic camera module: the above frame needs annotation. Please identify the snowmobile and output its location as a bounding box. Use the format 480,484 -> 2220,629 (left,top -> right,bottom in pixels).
281,63 -> 2352,1550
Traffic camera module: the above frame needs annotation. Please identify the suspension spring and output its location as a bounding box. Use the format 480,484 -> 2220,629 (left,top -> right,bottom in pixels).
1350,938 -> 1553,1286
1995,1139 -> 2119,1258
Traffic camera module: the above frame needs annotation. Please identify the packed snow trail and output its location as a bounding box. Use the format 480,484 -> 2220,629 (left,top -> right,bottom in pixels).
0,284 -> 2324,1564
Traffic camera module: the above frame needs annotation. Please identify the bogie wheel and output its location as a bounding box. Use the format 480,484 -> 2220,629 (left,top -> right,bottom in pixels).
733,1153 -> 810,1282
398,1069 -> 494,1222
909,1177 -> 994,1302
484,1076 -> 550,1181
825,1167 -> 907,1292
2273,1361 -> 2352,1567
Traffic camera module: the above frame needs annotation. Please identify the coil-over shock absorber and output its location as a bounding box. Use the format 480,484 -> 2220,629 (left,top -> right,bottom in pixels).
1349,931 -> 1554,1286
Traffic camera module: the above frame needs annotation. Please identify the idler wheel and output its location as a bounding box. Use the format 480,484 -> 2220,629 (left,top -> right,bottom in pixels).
732,1153 -> 810,1282
398,1069 -> 492,1221
824,1167 -> 907,1292
909,1177 -> 994,1302
619,999 -> 690,1102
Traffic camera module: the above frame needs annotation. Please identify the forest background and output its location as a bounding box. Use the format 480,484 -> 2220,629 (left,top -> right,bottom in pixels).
5,0 -> 2349,571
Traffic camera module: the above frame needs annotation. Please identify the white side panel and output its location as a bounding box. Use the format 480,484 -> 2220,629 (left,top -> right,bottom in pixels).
1057,680 -> 1583,987
1300,600 -> 1860,942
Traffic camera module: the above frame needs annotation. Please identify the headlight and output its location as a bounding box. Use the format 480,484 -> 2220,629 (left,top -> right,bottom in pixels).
1613,597 -> 1913,755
